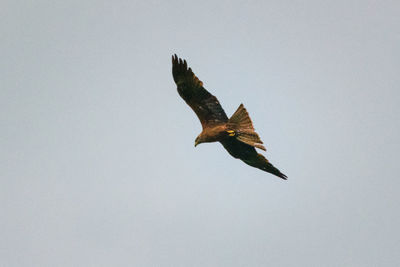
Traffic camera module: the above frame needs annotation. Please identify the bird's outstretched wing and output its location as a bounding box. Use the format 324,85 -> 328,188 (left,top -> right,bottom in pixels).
172,54 -> 228,128
220,138 -> 287,179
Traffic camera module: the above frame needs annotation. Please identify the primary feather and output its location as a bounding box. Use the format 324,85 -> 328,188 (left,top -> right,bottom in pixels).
172,55 -> 228,128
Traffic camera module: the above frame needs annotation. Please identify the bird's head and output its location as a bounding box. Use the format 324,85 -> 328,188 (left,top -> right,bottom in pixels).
194,135 -> 203,147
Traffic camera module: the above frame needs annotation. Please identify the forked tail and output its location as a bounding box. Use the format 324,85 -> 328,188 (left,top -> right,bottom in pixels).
227,104 -> 266,151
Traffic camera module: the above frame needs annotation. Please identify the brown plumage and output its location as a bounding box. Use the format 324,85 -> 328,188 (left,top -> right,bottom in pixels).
172,54 -> 287,179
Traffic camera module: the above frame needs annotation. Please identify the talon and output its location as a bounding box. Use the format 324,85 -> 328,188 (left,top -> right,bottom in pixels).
227,130 -> 235,136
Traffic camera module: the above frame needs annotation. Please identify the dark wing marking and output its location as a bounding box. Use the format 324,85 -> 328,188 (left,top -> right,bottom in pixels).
172,54 -> 228,128
220,138 -> 287,179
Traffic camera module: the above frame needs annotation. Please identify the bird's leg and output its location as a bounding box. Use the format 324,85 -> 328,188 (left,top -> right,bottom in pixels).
227,130 -> 235,136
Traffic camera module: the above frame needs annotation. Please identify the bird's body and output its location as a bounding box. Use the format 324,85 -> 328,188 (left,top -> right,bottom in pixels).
172,54 -> 287,179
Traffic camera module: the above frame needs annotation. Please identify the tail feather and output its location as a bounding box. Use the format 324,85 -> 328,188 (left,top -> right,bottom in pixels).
229,104 -> 254,130
228,104 -> 266,151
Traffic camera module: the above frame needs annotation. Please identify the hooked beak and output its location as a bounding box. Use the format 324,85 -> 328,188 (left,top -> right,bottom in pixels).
194,139 -> 199,147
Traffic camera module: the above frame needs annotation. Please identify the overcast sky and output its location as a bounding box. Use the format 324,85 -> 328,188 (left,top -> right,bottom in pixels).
1,0 -> 400,266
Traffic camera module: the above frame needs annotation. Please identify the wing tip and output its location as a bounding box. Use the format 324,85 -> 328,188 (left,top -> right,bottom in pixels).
278,173 -> 288,180
270,167 -> 287,180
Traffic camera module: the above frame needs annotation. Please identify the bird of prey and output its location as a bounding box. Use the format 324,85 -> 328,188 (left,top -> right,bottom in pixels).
172,54 -> 287,179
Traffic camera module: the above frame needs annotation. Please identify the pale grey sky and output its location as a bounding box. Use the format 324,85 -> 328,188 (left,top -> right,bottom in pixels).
1,0 -> 400,266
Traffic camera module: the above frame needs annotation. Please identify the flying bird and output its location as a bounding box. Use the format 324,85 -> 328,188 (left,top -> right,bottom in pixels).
172,54 -> 287,179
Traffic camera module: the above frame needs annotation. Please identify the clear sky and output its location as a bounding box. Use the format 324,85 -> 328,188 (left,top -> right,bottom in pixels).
1,0 -> 400,266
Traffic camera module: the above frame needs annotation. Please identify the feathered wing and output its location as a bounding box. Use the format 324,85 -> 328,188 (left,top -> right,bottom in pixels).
220,138 -> 287,179
172,54 -> 228,128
